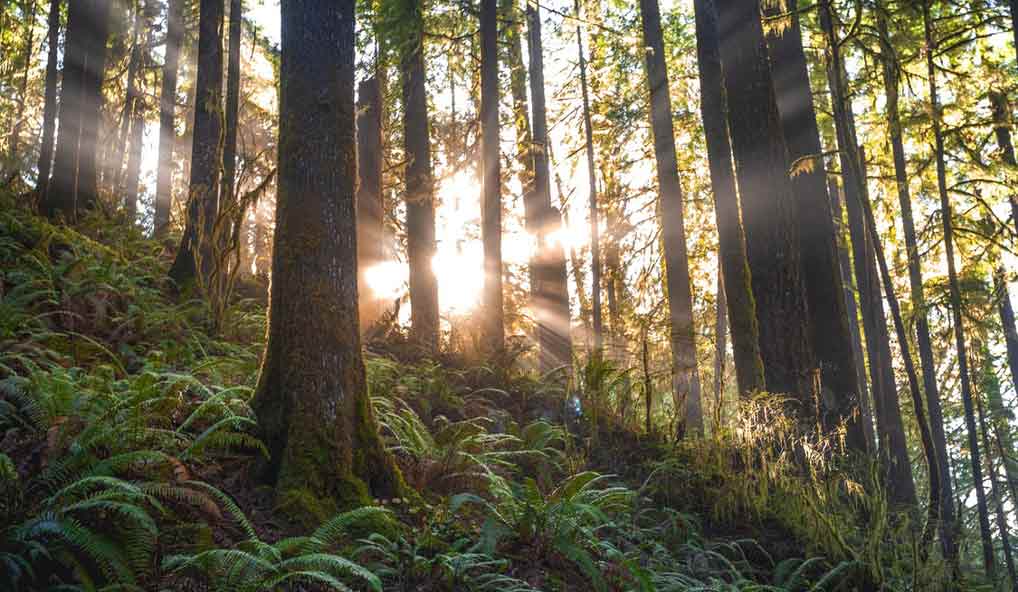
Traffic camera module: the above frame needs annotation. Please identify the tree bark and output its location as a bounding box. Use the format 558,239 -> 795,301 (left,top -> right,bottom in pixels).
400,0 -> 439,350
876,6 -> 956,560
922,0 -> 996,577
125,0 -> 155,222
480,0 -> 504,355
357,75 -> 385,332
43,0 -> 110,222
169,0 -> 224,287
714,0 -> 817,416
692,0 -> 764,397
764,0 -> 865,451
252,0 -> 403,517
221,0 -> 242,208
575,0 -> 602,357
526,2 -> 572,371
35,0 -> 61,202
988,91 -> 1018,239
638,0 -> 702,435
820,0 -> 915,508
713,265 -> 727,430
154,0 -> 183,237
112,2 -> 144,194
828,179 -> 874,447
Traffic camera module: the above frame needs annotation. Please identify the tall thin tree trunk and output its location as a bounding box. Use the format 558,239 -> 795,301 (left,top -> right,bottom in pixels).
154,0 -> 183,237
922,0 -> 996,577
221,0 -> 242,208
828,180 -> 874,447
357,75 -> 385,332
988,91 -> 1018,238
820,0 -> 915,508
480,0 -> 504,355
876,6 -> 956,560
43,0 -> 110,222
638,0 -> 702,435
692,0 -> 764,396
252,0 -> 403,512
169,0 -> 225,287
714,0 -> 817,414
526,1 -> 572,371
113,3 -> 144,194
765,0 -> 865,451
575,0 -> 602,357
35,0 -> 61,202
125,0 -> 154,221
714,266 -> 727,430
401,0 -> 439,350
976,349 -> 1018,589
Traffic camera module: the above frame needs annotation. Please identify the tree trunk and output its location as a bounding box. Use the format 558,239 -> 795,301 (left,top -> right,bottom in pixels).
480,0 -> 504,355
35,0 -> 61,202
714,265 -> 727,430
401,0 -> 439,350
526,2 -> 572,371
820,0 -> 915,508
125,0 -> 154,222
922,0 -> 996,577
221,0 -> 242,208
638,0 -> 702,436
154,0 -> 183,237
252,0 -> 403,519
43,0 -> 110,222
575,0 -> 602,357
876,6 -> 956,560
764,0 -> 865,451
112,2 -> 144,194
692,0 -> 764,397
988,91 -> 1018,238
976,348 -> 1018,588
714,0 -> 817,416
996,275 -> 1018,489
357,75 -> 386,332
828,180 -> 874,447
169,0 -> 225,287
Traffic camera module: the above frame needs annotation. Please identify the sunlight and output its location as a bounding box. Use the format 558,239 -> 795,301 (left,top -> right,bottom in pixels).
363,261 -> 407,302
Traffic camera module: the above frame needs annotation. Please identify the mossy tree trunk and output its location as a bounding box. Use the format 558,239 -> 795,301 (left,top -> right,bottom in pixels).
43,0 -> 110,222
169,0 -> 225,287
253,0 -> 403,521
399,0 -> 440,350
480,0 -> 504,355
357,75 -> 386,332
639,0 -> 703,435
764,0 -> 865,452
692,0 -> 764,397
221,0 -> 243,209
714,0 -> 817,415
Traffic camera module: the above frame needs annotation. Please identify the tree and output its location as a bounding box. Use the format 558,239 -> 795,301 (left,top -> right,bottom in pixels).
764,0 -> 865,451
125,0 -> 156,221
692,0 -> 764,397
526,1 -> 572,371
714,0 -> 816,415
34,0 -> 61,202
638,0 -> 702,435
8,0 -> 37,169
169,0 -> 225,286
819,0 -> 915,508
480,0 -> 504,354
111,1 -> 145,195
922,0 -> 995,576
155,0 -> 184,237
398,0 -> 440,349
575,0 -> 602,356
42,0 -> 111,222
357,75 -> 386,331
252,0 -> 403,516
875,4 -> 956,559
221,0 -> 242,210
988,90 -> 1017,237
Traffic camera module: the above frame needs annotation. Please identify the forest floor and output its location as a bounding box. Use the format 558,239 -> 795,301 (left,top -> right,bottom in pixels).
0,194 -> 954,590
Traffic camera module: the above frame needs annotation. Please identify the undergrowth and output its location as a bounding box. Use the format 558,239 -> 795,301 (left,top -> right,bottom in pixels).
0,193 -> 961,590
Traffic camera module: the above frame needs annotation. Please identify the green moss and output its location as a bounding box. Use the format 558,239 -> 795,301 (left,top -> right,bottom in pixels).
276,487 -> 338,530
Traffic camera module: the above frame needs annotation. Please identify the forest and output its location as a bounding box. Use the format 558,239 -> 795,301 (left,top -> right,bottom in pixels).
0,0 -> 1017,589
